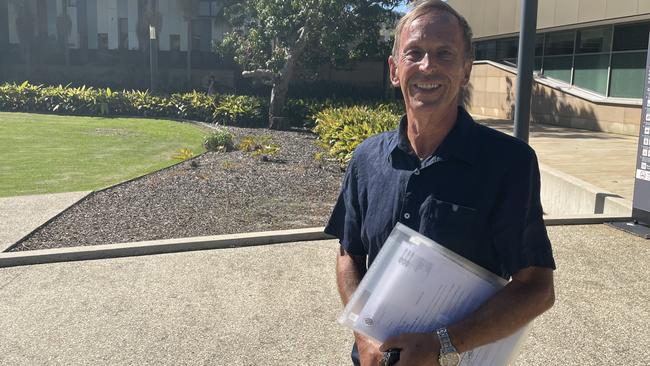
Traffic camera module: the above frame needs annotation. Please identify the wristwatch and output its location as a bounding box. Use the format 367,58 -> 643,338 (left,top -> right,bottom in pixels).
436,327 -> 461,366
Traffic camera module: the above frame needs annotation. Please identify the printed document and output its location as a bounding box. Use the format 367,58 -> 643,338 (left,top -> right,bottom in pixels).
338,223 -> 530,366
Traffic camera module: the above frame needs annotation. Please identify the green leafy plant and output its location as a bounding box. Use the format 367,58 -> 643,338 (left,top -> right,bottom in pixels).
238,135 -> 280,159
314,105 -> 399,165
172,147 -> 195,161
213,94 -> 266,126
203,128 -> 235,152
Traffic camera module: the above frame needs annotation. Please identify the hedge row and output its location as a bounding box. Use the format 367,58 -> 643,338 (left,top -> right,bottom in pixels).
314,105 -> 401,165
0,81 -> 266,126
0,82 -> 405,129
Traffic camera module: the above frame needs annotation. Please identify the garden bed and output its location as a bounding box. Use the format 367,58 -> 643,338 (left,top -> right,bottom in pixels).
11,127 -> 344,251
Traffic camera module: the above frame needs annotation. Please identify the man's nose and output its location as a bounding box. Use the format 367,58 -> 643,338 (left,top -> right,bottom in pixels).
419,53 -> 437,73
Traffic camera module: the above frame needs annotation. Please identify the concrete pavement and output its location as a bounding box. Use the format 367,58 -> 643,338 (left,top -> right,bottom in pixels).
0,191 -> 91,252
475,116 -> 639,201
1,224 -> 648,366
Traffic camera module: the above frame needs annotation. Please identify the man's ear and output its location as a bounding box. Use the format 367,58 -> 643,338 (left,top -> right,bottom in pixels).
462,59 -> 473,86
388,56 -> 400,87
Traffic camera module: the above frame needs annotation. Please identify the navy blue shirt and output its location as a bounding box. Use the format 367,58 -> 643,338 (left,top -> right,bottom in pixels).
325,107 -> 555,279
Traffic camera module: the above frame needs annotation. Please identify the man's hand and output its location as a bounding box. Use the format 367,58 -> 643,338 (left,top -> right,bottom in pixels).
380,333 -> 440,366
357,334 -> 384,366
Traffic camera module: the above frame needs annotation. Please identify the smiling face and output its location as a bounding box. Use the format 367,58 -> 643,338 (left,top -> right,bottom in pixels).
389,9 -> 472,120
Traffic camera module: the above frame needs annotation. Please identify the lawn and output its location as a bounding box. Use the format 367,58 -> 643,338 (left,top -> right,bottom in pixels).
0,112 -> 210,197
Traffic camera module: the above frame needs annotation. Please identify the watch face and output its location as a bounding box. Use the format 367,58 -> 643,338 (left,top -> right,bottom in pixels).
439,352 -> 461,366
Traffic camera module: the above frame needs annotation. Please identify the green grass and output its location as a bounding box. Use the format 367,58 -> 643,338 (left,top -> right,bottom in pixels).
0,112 -> 210,197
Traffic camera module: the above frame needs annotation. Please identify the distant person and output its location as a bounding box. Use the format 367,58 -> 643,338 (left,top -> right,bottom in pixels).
326,1 -> 556,365
207,75 -> 216,96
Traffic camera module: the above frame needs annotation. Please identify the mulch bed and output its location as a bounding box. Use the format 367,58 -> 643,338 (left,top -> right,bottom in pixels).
11,127 -> 344,251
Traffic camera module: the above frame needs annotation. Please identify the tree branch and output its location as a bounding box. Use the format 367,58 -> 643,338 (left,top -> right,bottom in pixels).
242,69 -> 277,85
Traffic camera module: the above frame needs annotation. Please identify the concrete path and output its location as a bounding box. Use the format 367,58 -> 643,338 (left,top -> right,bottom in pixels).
475,116 -> 639,201
0,224 -> 648,366
0,191 -> 91,252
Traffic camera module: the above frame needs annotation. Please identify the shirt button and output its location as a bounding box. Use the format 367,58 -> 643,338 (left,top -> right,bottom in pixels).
414,169 -> 420,175
403,213 -> 411,219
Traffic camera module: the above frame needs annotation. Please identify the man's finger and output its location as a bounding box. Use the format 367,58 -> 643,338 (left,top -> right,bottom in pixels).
379,335 -> 403,352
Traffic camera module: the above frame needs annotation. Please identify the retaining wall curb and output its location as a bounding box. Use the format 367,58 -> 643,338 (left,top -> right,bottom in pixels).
0,215 -> 633,268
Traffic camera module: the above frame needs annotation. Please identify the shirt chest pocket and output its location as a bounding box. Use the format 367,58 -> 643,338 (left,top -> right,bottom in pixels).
420,197 -> 479,257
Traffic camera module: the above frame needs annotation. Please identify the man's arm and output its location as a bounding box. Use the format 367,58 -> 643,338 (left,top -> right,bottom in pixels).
380,266 -> 555,365
337,246 -> 384,366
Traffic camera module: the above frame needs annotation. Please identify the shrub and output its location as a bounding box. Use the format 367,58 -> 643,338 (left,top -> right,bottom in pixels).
238,135 -> 280,159
314,105 -> 400,165
213,95 -> 266,127
203,128 -> 235,152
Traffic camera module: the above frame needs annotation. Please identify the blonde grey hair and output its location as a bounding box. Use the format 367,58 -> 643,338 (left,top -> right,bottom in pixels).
392,0 -> 474,61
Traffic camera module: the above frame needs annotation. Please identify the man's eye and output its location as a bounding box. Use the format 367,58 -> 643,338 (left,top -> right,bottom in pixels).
405,50 -> 423,60
438,50 -> 453,58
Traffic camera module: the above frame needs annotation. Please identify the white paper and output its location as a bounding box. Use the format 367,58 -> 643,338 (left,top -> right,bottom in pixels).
338,223 -> 531,366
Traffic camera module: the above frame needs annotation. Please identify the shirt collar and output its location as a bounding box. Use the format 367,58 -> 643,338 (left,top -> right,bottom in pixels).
389,106 -> 477,166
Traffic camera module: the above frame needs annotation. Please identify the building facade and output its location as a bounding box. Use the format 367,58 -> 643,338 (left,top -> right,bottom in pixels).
0,0 -> 233,90
448,0 -> 650,135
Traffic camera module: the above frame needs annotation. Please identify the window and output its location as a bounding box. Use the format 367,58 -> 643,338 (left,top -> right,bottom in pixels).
545,31 -> 575,56
573,54 -> 609,95
199,0 -> 221,17
474,41 -> 496,61
542,56 -> 572,83
496,38 -> 518,61
170,34 -> 180,51
535,35 -> 544,57
98,33 -> 108,50
613,23 -> 650,51
576,27 -> 611,54
118,18 -> 128,50
610,52 -> 646,98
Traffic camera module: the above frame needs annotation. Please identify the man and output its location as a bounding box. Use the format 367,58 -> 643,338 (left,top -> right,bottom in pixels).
325,1 -> 556,365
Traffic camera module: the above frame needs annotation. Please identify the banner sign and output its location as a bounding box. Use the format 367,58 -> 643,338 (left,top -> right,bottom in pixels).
631,35 -> 650,225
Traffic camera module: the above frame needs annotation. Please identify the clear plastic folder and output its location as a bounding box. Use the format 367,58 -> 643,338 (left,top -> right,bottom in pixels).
338,223 -> 531,366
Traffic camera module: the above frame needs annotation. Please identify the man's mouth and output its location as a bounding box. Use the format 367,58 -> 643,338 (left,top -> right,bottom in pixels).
414,82 -> 442,90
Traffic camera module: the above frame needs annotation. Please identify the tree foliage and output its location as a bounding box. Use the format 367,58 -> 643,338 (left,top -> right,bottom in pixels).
218,0 -> 400,73
215,0 -> 401,128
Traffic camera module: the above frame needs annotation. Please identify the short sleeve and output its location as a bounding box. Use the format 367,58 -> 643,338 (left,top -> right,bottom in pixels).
324,155 -> 367,256
490,149 -> 556,277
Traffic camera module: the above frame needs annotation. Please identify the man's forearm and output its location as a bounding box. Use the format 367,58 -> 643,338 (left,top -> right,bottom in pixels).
336,246 -> 366,305
448,266 -> 555,353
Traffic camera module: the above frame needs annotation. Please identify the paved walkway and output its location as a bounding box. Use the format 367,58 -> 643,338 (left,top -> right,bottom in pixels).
0,225 -> 648,365
0,191 -> 91,252
474,116 -> 639,201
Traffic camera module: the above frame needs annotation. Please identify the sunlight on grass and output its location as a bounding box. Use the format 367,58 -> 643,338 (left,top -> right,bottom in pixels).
0,112 -> 210,197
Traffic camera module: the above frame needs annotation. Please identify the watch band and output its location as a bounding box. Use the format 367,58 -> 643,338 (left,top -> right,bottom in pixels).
436,327 -> 461,366
436,327 -> 456,353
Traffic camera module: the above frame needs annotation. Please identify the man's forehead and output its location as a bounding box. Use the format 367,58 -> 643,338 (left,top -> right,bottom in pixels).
405,10 -> 459,34
400,10 -> 461,44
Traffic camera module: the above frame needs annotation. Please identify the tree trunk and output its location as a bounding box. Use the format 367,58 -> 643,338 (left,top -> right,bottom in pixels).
269,78 -> 290,129
267,25 -> 310,129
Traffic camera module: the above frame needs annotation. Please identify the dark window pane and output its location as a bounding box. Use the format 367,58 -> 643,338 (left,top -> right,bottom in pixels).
170,34 -> 180,51
545,31 -> 575,55
496,38 -> 518,60
535,57 -> 542,72
543,56 -> 572,83
577,27 -> 611,53
610,52 -> 647,98
613,23 -> 650,51
573,54 -> 609,95
535,35 -> 544,56
118,18 -> 128,50
475,41 -> 496,60
98,33 -> 108,50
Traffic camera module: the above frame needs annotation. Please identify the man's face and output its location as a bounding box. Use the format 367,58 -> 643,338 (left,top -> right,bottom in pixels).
389,10 -> 472,118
